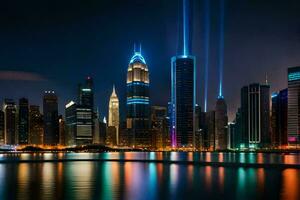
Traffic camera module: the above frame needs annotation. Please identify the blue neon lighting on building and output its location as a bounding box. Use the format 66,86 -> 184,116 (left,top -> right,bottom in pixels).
127,82 -> 149,86
271,93 -> 278,98
288,72 -> 300,81
129,52 -> 146,64
183,0 -> 190,56
127,98 -> 149,105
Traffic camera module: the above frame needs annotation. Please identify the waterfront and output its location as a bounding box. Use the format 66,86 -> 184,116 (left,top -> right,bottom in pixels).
0,152 -> 299,200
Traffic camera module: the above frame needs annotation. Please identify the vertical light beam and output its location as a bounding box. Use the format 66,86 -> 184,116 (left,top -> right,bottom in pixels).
218,0 -> 225,98
204,0 -> 210,112
183,0 -> 189,56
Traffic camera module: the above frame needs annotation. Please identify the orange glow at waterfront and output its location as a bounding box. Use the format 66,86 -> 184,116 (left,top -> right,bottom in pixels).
281,169 -> 300,200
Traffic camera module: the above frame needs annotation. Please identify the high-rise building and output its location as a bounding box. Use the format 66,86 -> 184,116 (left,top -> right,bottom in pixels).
108,85 -> 119,145
287,66 -> 300,146
93,109 -> 100,144
271,89 -> 288,148
18,98 -> 29,144
29,105 -> 43,145
43,91 -> 59,145
58,115 -> 65,145
170,55 -> 196,148
78,77 -> 94,109
0,110 -> 4,144
215,97 -> 228,150
65,101 -> 93,145
240,83 -> 270,148
205,110 -> 215,150
78,77 -> 94,144
99,117 -> 107,145
3,99 -> 17,145
126,47 -> 150,148
151,106 -> 168,149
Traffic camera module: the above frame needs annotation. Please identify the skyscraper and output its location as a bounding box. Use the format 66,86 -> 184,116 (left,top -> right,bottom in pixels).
78,77 -> 94,144
151,106 -> 168,149
65,101 -> 93,145
108,85 -> 119,145
271,89 -> 288,147
287,66 -> 300,147
18,98 -> 29,144
0,110 -> 4,144
170,0 -> 196,149
170,56 -> 196,149
43,91 -> 59,145
215,97 -> 228,150
126,46 -> 150,148
58,115 -> 65,145
3,99 -> 17,145
240,83 -> 270,148
29,105 -> 43,145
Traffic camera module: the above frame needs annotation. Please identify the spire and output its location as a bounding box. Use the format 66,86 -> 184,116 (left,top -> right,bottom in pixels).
112,84 -> 116,95
265,73 -> 268,85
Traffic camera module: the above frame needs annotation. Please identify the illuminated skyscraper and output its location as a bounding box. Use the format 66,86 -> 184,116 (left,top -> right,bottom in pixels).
78,77 -> 94,110
43,91 -> 59,145
29,105 -> 43,145
170,0 -> 196,149
3,99 -> 17,145
287,66 -> 300,146
18,98 -> 29,144
240,83 -> 270,148
126,46 -> 150,147
108,85 -> 119,145
65,101 -> 93,145
215,97 -> 228,150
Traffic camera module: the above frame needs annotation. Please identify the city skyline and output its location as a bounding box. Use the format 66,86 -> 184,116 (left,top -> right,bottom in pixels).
1,0 -> 300,121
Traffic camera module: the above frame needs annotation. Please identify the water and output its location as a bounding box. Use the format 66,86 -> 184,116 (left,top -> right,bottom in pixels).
0,152 -> 299,200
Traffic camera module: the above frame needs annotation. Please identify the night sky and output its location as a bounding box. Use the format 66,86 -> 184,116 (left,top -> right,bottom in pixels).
1,0 -> 300,121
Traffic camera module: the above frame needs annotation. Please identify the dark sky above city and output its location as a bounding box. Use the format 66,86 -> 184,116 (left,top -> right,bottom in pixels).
1,0 -> 300,120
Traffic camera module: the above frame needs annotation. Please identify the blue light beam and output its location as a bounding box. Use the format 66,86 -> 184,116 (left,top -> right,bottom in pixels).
204,0 -> 210,112
183,0 -> 190,56
218,0 -> 225,98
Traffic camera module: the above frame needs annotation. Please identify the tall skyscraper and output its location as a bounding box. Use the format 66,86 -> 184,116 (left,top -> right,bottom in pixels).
43,91 -> 59,145
287,66 -> 300,146
215,97 -> 228,150
0,110 -> 4,144
65,101 -> 93,145
170,56 -> 196,149
58,115 -> 65,145
126,46 -> 150,148
240,83 -> 270,148
108,85 -> 120,145
18,98 -> 29,144
78,77 -> 94,144
170,0 -> 196,149
3,99 -> 17,145
29,105 -> 43,145
271,89 -> 288,147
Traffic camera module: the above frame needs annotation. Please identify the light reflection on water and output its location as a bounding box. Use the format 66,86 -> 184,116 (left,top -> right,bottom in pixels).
0,152 -> 299,199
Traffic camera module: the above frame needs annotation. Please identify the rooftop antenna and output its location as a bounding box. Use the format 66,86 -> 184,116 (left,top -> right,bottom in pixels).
265,73 -> 268,85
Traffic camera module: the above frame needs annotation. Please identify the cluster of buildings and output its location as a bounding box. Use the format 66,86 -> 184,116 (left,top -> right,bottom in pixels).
0,0 -> 300,151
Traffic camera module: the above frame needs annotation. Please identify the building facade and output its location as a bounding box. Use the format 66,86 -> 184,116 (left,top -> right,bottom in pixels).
240,83 -> 270,148
170,55 -> 196,148
3,99 -> 17,145
29,105 -> 44,145
43,91 -> 59,145
271,89 -> 288,147
150,106 -> 168,149
126,48 -> 150,148
0,110 -> 4,144
287,66 -> 300,146
215,97 -> 228,150
108,86 -> 119,145
18,98 -> 29,144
